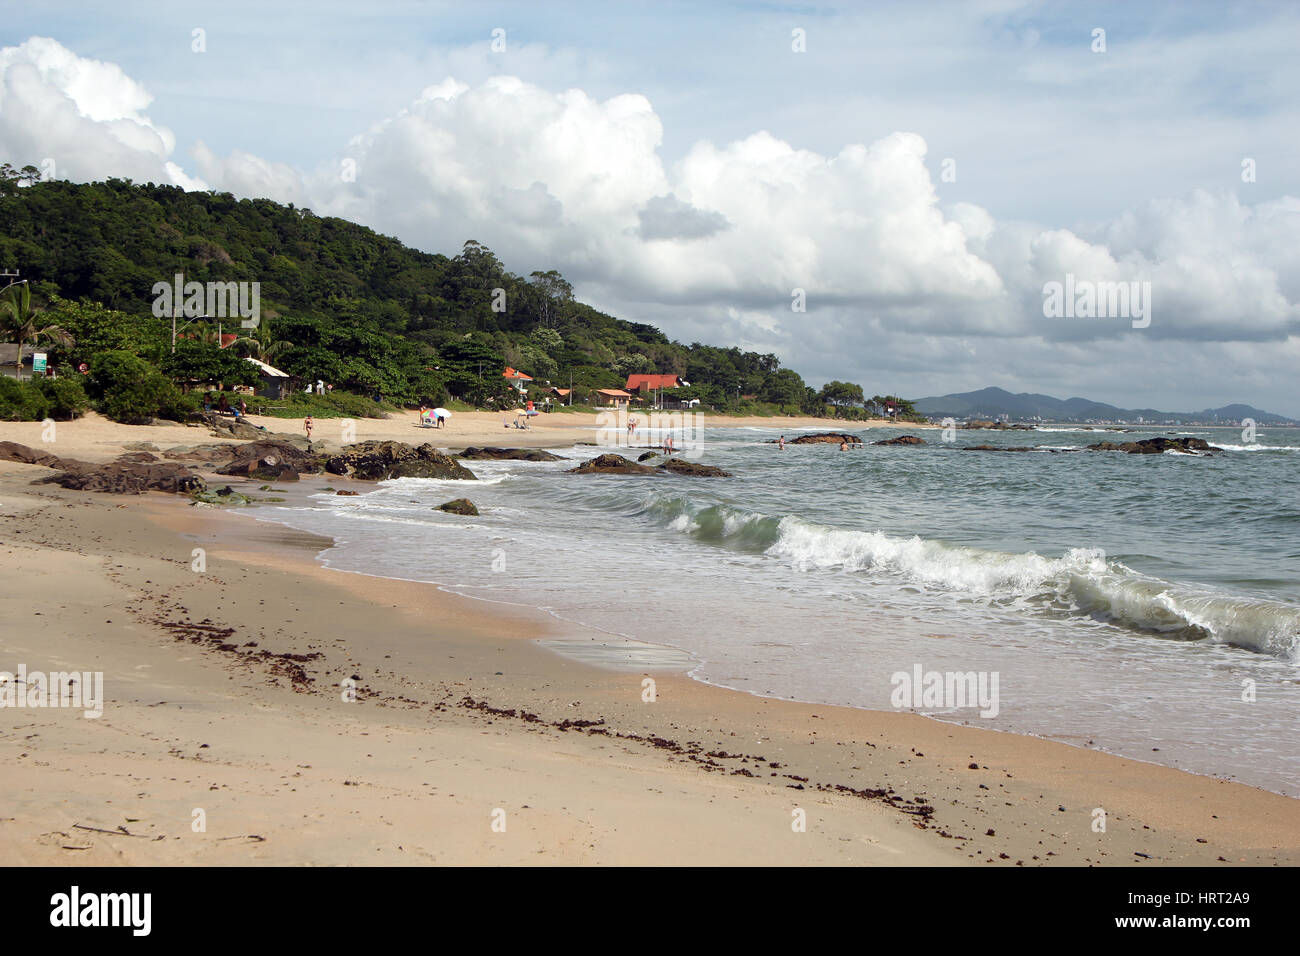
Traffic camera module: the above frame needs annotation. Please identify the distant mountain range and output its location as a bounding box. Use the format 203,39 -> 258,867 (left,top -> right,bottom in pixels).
911,387 -> 1298,425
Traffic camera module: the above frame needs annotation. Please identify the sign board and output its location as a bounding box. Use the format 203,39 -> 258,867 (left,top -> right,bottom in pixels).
32,352 -> 47,373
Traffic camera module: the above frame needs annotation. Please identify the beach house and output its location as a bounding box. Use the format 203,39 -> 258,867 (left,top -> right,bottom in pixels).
503,366 -> 533,396
592,388 -> 632,408
625,373 -> 690,408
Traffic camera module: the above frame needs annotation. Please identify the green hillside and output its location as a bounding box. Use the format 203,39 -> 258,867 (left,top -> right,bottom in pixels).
0,165 -> 904,419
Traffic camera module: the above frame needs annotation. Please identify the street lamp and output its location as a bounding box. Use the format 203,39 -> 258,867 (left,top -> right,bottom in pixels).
1,273 -> 29,379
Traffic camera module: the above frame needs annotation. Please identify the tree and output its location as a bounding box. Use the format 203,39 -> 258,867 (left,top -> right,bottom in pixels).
529,270 -> 573,328
0,283 -> 72,379
818,381 -> 865,413
161,340 -> 261,390
759,368 -> 806,410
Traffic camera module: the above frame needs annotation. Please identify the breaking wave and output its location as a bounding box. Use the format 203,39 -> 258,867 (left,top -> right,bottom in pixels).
644,496 -> 1300,660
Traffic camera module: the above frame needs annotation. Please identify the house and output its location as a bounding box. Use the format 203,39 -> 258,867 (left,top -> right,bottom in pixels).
549,387 -> 571,400
243,357 -> 291,399
624,373 -> 687,398
0,343 -> 37,378
503,366 -> 533,395
592,388 -> 632,408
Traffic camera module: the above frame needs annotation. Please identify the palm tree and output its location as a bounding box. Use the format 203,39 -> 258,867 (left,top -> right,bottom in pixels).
0,283 -> 72,379
230,322 -> 292,366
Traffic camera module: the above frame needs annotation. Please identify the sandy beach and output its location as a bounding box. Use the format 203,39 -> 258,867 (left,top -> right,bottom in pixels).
1,417 -> 1297,866
0,408 -> 927,463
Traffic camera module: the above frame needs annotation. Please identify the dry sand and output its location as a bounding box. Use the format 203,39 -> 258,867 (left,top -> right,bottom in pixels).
1,419 -> 1296,866
0,409 -> 921,463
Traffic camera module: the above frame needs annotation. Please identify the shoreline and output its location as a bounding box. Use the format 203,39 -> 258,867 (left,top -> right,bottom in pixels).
244,498 -> 1284,801
2,428 -> 1299,865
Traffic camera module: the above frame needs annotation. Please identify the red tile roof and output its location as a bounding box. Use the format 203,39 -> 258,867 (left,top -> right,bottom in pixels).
503,366 -> 533,381
625,374 -> 682,391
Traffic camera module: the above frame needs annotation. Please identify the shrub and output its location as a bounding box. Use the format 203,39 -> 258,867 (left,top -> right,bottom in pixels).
33,376 -> 89,419
89,350 -> 192,423
0,376 -> 49,421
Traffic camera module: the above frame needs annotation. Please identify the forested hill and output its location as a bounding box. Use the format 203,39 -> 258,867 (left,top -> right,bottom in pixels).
0,171 -> 855,412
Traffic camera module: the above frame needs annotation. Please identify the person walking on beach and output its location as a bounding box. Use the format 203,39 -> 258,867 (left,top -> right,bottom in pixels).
304,415 -> 313,440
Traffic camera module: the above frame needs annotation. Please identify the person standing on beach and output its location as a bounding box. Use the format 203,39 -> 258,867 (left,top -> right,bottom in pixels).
304,416 -> 313,440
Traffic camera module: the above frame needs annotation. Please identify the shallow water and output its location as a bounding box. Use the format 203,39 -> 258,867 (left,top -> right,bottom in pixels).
254,423 -> 1300,795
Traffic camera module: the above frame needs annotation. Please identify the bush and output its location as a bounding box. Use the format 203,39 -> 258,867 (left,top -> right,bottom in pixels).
0,376 -> 49,421
89,350 -> 193,423
33,376 -> 89,419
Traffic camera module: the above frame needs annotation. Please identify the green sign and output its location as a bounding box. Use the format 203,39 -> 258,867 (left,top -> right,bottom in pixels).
32,352 -> 47,373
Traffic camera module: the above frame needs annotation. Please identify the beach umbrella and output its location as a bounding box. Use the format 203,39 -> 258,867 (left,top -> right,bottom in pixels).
515,408 -> 529,416
432,408 -> 451,419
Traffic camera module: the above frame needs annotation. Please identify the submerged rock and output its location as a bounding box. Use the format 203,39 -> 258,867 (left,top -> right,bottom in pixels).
637,451 -> 659,462
191,486 -> 251,506
437,498 -> 479,516
658,458 -> 732,477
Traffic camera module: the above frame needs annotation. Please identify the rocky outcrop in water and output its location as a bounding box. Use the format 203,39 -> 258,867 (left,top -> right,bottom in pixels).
437,498 -> 479,515
1086,436 -> 1212,455
959,421 -> 1035,430
457,447 -> 565,462
658,458 -> 732,477
568,453 -> 732,477
323,441 -> 476,481
774,432 -> 863,445
873,435 -> 926,446
568,454 -> 660,475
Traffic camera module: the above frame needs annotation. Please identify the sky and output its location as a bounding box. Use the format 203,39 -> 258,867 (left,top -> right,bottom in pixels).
2,0 -> 1298,415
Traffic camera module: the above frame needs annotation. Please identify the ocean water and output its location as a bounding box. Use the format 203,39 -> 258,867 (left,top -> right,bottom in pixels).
253,424 -> 1300,795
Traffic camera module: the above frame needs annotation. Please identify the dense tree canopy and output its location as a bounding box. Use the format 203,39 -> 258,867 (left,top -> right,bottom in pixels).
0,173 -> 910,416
